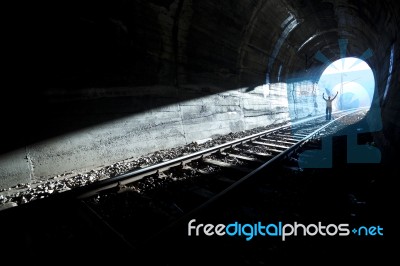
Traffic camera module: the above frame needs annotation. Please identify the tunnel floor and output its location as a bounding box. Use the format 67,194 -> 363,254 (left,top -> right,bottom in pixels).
0,111 -> 394,264
145,114 -> 394,264
0,110 -> 367,209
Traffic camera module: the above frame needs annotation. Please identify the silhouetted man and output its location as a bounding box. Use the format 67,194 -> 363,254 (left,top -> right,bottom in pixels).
323,91 -> 338,120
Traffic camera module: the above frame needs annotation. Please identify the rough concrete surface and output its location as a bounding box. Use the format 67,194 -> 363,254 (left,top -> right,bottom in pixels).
0,83 -> 324,189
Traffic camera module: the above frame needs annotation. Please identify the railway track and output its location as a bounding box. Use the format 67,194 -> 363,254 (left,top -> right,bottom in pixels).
78,109 -> 363,245
76,109 -> 357,199
0,108 -> 367,261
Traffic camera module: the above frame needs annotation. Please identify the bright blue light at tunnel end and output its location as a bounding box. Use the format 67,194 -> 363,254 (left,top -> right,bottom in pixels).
318,57 -> 375,111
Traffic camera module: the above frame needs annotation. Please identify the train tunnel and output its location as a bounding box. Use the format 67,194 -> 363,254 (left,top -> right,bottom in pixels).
0,0 -> 399,262
1,0 -> 399,189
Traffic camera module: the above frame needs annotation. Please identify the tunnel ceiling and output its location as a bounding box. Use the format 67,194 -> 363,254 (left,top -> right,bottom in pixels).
27,0 -> 399,92
2,0 -> 399,164
236,0 -> 400,85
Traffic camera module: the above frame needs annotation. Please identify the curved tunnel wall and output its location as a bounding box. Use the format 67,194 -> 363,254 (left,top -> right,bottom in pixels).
1,0 -> 399,188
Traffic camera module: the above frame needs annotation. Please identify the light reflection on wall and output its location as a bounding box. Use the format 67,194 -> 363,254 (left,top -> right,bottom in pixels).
257,80 -> 325,121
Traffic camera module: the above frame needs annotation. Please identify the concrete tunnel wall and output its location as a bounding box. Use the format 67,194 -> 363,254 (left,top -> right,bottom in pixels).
0,82 -> 324,189
1,0 -> 400,188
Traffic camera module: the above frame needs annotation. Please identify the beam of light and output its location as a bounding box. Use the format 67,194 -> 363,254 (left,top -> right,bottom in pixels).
383,44 -> 394,101
318,57 -> 374,111
269,17 -> 299,70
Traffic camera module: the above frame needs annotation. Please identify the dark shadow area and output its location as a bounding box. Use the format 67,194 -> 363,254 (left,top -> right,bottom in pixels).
140,125 -> 395,264
3,0 -> 260,155
0,196 -> 134,263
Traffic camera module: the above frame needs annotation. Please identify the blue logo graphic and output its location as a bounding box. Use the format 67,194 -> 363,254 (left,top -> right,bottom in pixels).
288,39 -> 382,168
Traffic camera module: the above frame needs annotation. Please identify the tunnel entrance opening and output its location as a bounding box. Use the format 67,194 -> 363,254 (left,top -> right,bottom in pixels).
318,57 -> 375,113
